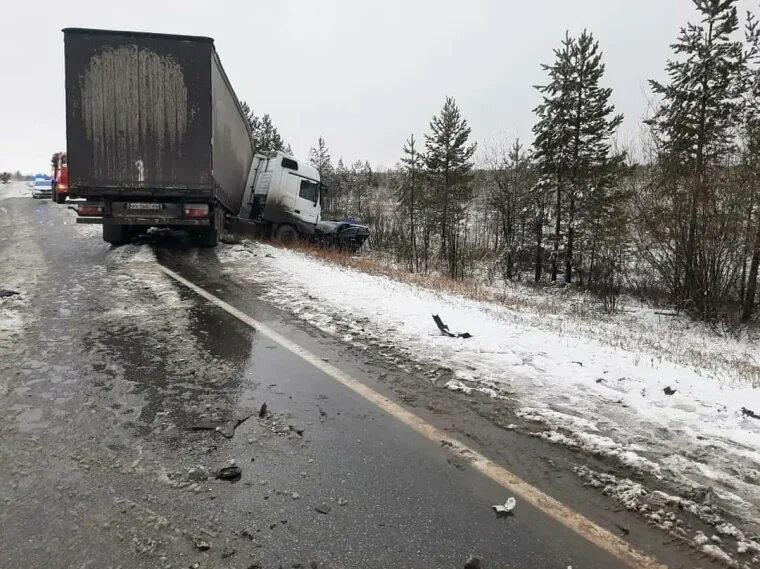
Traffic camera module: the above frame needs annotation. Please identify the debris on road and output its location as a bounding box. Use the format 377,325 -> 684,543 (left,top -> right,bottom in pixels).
259,403 -> 268,418
189,411 -> 252,439
615,523 -> 630,535
741,407 -> 759,420
0,289 -> 20,298
315,504 -> 331,515
338,498 -> 348,506
223,412 -> 253,437
215,465 -> 242,481
194,537 -> 211,551
289,424 -> 305,436
492,497 -> 516,516
240,527 -> 258,540
464,555 -> 481,569
663,386 -> 677,396
432,314 -> 472,339
221,546 -> 236,558
187,466 -> 209,482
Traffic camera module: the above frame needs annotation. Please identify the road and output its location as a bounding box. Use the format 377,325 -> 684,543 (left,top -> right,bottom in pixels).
0,188 -> 714,568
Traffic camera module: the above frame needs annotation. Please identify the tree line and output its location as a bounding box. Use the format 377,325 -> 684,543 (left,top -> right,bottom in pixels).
246,0 -> 760,323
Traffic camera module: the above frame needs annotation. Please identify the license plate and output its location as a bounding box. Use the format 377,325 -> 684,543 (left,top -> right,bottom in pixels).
127,202 -> 161,210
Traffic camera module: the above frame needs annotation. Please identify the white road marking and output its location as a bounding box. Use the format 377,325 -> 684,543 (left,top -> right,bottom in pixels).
158,263 -> 667,569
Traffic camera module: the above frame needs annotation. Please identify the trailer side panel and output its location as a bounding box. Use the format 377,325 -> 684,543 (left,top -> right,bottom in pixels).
210,50 -> 253,215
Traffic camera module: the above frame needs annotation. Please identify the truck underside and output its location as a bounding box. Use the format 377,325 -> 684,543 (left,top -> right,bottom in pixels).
75,196 -> 226,246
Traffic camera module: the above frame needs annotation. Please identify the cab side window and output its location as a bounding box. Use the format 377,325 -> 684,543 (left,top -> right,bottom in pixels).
298,180 -> 319,203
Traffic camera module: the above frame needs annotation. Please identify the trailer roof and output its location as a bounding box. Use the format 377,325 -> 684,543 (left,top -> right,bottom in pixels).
62,27 -> 213,44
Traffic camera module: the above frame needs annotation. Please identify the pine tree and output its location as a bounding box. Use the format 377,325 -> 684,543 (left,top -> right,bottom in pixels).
647,0 -> 745,315
424,96 -> 477,277
240,100 -> 261,138
398,134 -> 423,270
257,114 -> 286,153
348,160 -> 367,218
308,137 -> 334,213
533,31 -> 623,284
308,136 -> 332,178
741,10 -> 760,320
333,158 -> 349,216
239,100 -> 288,154
533,33 -> 574,282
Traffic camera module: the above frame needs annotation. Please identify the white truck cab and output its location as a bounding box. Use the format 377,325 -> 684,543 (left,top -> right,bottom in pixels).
240,151 -> 321,240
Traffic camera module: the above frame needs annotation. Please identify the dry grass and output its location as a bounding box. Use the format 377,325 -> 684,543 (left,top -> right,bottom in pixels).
286,242 -> 497,302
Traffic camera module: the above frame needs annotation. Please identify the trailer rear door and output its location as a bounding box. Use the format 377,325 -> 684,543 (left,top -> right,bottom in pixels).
64,29 -> 213,192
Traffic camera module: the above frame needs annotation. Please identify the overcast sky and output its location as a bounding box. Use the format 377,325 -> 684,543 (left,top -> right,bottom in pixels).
1,0 -> 755,174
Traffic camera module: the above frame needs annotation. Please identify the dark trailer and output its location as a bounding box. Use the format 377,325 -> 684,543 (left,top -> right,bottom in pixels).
63,27 -> 253,246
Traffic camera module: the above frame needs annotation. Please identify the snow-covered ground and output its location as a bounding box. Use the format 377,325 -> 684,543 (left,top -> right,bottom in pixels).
215,242 -> 760,549
0,186 -> 45,396
0,181 -> 32,201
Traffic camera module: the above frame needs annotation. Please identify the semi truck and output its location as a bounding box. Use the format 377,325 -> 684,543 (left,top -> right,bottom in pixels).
236,151 -> 370,251
240,151 -> 322,241
63,28 -> 253,246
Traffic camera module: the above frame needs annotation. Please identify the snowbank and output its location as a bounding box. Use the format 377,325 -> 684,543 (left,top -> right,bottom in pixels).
216,242 -> 760,533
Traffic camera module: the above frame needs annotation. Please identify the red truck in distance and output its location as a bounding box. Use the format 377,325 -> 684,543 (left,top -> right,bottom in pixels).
51,152 -> 69,204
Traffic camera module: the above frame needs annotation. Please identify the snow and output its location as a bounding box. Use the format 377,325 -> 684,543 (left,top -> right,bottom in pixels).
215,242 -> 760,532
700,544 -> 737,566
0,181 -> 32,200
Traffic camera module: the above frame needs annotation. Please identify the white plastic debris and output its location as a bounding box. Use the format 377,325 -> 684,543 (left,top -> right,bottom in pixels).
492,496 -> 516,514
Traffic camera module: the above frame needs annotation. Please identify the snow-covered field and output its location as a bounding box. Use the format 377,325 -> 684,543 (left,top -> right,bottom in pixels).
215,242 -> 760,550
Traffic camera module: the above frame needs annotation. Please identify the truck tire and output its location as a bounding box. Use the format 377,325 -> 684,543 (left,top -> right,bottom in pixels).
55,191 -> 66,204
198,206 -> 225,247
124,225 -> 141,240
103,224 -> 127,245
275,224 -> 298,244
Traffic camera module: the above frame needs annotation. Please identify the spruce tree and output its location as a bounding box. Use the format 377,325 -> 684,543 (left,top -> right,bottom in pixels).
424,96 -> 477,276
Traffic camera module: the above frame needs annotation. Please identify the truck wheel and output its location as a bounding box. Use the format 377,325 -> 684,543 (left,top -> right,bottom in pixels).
275,224 -> 298,244
198,227 -> 218,247
124,225 -> 141,240
198,207 -> 224,247
103,224 -> 127,245
55,192 -> 66,204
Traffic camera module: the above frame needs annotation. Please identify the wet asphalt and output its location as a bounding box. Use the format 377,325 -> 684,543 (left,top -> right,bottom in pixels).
0,192 -> 709,568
